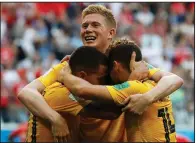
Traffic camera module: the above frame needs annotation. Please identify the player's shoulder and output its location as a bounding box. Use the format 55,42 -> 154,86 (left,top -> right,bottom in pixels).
45,82 -> 70,94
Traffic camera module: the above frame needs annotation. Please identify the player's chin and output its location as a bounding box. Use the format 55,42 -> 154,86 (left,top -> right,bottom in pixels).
84,41 -> 97,47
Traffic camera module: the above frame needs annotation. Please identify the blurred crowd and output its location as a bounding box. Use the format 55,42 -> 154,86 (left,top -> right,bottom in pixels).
1,2 -> 194,129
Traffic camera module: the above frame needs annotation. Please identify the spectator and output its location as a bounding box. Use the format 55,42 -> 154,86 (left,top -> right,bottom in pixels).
1,80 -> 10,123
135,4 -> 154,26
140,24 -> 164,67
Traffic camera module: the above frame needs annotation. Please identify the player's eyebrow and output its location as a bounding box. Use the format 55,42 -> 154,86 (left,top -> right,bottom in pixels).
82,21 -> 101,25
81,22 -> 88,27
91,21 -> 101,25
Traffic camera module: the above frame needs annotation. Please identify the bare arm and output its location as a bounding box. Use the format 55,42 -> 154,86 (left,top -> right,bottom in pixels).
122,71 -> 184,114
129,52 -> 183,101
18,79 -> 60,122
145,71 -> 184,102
61,73 -> 113,102
18,79 -> 70,142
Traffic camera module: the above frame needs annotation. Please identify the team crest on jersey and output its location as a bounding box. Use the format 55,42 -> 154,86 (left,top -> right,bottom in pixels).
114,82 -> 130,90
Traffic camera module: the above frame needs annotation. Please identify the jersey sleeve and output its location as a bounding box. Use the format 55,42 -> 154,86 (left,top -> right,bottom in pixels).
106,81 -> 149,105
38,61 -> 68,87
146,63 -> 161,78
44,85 -> 85,116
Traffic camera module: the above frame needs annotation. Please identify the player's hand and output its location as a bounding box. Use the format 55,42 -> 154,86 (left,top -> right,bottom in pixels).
51,113 -> 71,142
121,94 -> 151,114
60,55 -> 71,63
57,64 -> 71,84
129,52 -> 149,81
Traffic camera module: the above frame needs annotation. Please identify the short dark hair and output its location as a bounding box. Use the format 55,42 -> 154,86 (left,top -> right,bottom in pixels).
69,46 -> 108,74
108,43 -> 142,72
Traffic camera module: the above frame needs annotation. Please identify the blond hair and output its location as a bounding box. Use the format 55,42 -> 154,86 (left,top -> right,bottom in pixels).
109,38 -> 139,49
82,4 -> 116,28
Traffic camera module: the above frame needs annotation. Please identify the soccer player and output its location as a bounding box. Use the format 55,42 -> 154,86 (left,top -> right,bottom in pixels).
18,5 -> 182,142
26,47 -> 122,142
57,40 -> 183,142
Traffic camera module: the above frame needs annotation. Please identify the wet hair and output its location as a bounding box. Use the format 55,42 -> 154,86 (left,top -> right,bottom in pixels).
108,39 -> 142,72
69,46 -> 108,74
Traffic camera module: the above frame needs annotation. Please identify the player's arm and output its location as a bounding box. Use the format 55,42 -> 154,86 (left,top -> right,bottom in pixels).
49,89 -> 121,120
137,62 -> 184,102
64,76 -> 113,102
129,52 -> 184,101
17,79 -> 59,122
58,66 -> 143,105
18,79 -> 70,142
145,70 -> 184,102
121,63 -> 183,114
18,62 -> 70,142
18,62 -> 68,119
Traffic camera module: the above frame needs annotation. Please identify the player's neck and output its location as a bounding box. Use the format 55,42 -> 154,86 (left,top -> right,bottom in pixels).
101,42 -> 111,54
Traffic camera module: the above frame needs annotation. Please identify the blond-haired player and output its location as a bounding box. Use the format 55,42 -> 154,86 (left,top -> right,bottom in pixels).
18,5 -> 183,142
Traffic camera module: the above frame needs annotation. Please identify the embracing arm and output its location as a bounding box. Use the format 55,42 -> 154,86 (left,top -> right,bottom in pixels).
121,70 -> 184,114
61,73 -> 113,103
146,70 -> 184,103
17,79 -> 60,122
18,61 -> 69,121
61,69 -> 183,104
128,56 -> 183,102
18,78 -> 70,142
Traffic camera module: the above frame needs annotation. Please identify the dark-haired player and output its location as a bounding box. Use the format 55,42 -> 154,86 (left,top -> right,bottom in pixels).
58,40 -> 183,142
19,5 -> 183,142
26,46 -> 121,142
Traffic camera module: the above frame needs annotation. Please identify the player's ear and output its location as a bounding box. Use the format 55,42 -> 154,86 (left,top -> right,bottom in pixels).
78,71 -> 88,79
113,61 -> 119,71
108,28 -> 116,40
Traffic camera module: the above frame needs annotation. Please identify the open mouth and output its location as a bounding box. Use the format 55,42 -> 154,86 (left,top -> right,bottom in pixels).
85,36 -> 96,42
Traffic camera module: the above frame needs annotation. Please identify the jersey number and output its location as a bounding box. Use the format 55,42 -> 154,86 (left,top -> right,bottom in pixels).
158,107 -> 175,143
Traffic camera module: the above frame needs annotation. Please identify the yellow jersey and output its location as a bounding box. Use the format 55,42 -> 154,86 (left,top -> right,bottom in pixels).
26,82 -> 89,142
106,80 -> 176,142
37,61 -> 161,142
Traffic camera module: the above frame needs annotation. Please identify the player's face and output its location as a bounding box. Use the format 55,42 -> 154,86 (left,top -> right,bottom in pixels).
85,65 -> 108,85
110,67 -> 123,84
81,14 -> 113,53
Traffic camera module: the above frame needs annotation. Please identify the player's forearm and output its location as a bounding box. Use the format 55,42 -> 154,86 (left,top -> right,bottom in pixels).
145,75 -> 184,103
61,73 -> 113,102
62,73 -> 93,98
18,88 -> 60,123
